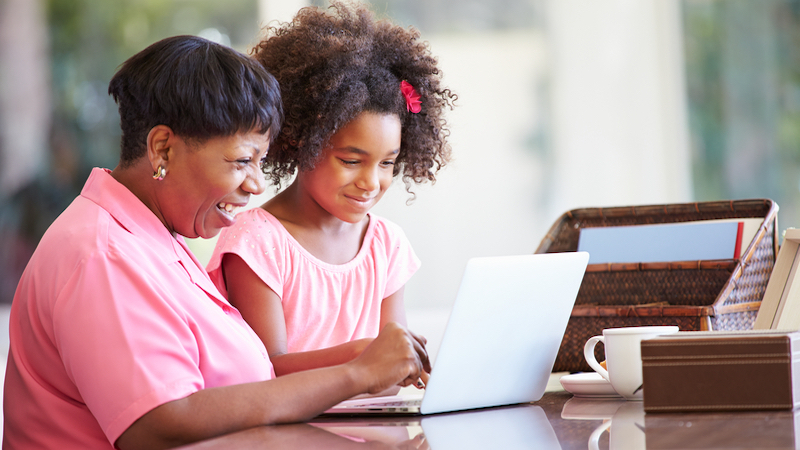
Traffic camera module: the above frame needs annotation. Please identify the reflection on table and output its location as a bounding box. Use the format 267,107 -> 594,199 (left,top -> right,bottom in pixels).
175,391 -> 800,449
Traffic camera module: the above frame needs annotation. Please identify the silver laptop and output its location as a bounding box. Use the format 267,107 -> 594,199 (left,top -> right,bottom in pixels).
312,404 -> 560,449
421,405 -> 560,449
322,252 -> 589,416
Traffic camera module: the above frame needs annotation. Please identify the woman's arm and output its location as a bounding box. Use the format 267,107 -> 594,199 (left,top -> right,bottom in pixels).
116,321 -> 430,450
223,253 -> 374,376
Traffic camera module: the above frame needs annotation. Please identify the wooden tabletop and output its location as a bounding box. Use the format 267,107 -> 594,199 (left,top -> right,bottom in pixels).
175,391 -> 799,449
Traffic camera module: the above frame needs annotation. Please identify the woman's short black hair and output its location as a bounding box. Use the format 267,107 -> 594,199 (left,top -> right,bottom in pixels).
108,35 -> 283,166
253,1 -> 456,190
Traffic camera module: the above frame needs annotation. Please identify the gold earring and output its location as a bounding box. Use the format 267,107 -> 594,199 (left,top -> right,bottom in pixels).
153,166 -> 166,181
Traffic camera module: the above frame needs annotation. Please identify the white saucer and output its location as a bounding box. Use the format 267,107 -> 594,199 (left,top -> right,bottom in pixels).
559,372 -> 621,398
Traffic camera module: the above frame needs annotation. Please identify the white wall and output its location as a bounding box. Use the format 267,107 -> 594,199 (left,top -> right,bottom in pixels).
545,0 -> 692,219
257,0 -> 307,25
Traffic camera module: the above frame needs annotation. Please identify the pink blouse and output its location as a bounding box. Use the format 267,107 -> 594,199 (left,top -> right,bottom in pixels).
3,168 -> 273,449
207,208 -> 420,353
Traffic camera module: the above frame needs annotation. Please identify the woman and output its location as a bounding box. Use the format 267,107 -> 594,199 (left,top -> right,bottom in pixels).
2,35 -> 430,450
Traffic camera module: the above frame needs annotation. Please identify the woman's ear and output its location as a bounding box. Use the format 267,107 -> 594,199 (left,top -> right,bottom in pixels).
146,125 -> 175,172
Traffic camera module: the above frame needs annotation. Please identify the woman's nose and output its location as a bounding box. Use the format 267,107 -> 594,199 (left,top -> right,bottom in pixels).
243,168 -> 266,195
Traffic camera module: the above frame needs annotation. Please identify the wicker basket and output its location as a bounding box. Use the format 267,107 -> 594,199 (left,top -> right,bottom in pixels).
536,199 -> 779,373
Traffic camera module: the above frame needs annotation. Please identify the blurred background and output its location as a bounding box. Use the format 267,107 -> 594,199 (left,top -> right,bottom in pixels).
1,0 -> 799,355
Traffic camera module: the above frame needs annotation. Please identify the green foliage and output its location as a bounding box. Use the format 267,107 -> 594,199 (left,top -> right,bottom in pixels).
44,0 -> 261,172
683,0 -> 800,227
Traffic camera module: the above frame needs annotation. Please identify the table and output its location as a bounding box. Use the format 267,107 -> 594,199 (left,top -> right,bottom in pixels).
175,391 -> 800,449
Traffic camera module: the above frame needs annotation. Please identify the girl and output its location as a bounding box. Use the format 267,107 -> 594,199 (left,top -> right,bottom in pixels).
207,1 -> 456,379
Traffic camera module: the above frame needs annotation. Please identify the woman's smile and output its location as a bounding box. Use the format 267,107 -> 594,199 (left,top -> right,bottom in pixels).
217,201 -> 245,222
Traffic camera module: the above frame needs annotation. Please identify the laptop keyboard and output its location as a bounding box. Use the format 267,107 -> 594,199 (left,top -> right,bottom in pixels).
362,399 -> 422,408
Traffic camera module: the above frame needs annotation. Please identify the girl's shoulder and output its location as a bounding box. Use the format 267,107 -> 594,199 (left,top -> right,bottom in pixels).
221,207 -> 286,237
206,208 -> 290,295
367,213 -> 401,235
364,214 -> 420,279
212,208 -> 289,257
238,206 -> 281,226
365,214 -> 412,251
207,207 -> 290,274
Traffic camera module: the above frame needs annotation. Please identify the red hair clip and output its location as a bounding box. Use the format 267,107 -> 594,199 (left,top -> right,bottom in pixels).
400,80 -> 421,113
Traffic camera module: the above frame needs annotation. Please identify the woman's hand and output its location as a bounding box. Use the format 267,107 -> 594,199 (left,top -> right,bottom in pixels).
349,322 -> 431,395
346,337 -> 375,359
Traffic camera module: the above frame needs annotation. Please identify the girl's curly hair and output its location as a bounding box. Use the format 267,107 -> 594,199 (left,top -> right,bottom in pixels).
252,1 -> 456,191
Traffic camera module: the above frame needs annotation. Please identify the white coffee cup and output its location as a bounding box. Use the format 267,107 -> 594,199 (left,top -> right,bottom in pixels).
584,326 -> 679,400
588,401 -> 646,450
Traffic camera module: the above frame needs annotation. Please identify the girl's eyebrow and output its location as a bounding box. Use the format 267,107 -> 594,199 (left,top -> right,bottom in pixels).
336,146 -> 400,156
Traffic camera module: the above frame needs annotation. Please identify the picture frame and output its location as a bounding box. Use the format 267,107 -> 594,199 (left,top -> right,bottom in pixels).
753,228 -> 800,330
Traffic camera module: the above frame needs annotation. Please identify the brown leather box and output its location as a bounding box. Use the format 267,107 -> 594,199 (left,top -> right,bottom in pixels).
645,409 -> 800,448
641,330 -> 800,412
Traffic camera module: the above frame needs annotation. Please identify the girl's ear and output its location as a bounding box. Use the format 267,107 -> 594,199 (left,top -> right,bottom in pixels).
146,125 -> 175,172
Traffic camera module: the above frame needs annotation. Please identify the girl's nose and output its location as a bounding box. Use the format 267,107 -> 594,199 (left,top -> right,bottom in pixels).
356,167 -> 380,192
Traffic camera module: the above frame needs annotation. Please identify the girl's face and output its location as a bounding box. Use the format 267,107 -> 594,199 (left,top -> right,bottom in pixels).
159,130 -> 270,239
301,111 -> 401,224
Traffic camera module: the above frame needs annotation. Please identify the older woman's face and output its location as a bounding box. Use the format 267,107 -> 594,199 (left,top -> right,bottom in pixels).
160,130 -> 269,239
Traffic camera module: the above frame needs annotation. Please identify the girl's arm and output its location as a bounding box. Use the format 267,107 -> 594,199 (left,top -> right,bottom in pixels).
380,287 -> 408,329
223,254 -> 376,376
116,321 -> 430,450
381,287 -> 430,388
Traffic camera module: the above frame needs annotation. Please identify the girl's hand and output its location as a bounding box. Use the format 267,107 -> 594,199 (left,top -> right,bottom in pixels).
349,322 -> 431,395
